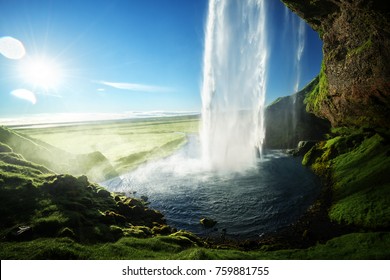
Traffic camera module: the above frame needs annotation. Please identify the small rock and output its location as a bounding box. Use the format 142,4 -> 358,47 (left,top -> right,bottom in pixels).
200,217 -> 217,228
293,140 -> 318,156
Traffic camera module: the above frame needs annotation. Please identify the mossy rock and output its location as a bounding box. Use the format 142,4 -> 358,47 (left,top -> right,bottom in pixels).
170,230 -> 203,246
101,210 -> 127,225
123,226 -> 152,238
96,188 -> 111,198
152,225 -> 173,235
109,225 -> 124,240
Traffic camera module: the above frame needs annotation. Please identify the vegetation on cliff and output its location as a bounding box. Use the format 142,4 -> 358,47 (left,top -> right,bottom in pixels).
264,76 -> 330,149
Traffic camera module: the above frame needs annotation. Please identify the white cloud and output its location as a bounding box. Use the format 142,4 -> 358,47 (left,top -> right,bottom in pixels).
97,81 -> 174,93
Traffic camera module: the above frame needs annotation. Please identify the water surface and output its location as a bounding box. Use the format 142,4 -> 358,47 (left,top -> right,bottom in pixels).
103,137 -> 320,239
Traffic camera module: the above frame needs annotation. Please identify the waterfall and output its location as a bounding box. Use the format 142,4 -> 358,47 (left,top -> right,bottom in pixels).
294,18 -> 306,93
201,0 -> 268,172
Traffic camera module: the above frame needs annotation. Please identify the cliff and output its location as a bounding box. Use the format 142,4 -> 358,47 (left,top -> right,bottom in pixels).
264,77 -> 330,149
282,0 -> 390,128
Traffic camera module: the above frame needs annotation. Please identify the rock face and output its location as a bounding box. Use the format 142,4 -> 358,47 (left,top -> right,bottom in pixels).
282,0 -> 390,128
264,77 -> 330,149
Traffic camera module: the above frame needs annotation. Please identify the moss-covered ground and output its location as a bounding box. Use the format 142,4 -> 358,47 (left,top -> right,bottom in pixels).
303,127 -> 390,229
1,232 -> 389,260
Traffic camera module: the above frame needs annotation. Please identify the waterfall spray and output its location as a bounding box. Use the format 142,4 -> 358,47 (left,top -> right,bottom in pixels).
201,0 -> 268,172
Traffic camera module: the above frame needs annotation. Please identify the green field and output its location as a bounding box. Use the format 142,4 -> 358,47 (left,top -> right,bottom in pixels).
14,115 -> 199,181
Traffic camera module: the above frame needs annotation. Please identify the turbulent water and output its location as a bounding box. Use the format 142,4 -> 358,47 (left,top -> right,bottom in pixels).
201,0 -> 268,172
103,137 -> 320,239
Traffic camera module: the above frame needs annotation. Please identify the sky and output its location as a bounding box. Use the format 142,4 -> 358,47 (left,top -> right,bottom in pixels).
0,0 -> 323,120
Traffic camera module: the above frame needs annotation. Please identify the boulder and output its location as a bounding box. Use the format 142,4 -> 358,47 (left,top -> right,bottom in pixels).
200,217 -> 217,228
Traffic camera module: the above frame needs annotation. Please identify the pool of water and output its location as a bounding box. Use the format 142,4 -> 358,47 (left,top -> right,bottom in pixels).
102,137 -> 321,239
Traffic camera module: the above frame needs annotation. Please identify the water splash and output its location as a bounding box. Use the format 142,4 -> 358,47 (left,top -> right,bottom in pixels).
201,0 -> 268,172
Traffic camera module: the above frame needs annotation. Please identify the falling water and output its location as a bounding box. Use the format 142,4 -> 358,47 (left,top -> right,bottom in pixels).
282,5 -> 306,95
201,0 -> 268,172
294,18 -> 306,93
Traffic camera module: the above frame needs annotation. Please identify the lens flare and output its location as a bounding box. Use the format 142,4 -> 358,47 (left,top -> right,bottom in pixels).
11,89 -> 37,104
0,36 -> 26,60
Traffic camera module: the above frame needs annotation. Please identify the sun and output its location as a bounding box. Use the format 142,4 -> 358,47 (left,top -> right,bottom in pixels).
19,56 -> 63,90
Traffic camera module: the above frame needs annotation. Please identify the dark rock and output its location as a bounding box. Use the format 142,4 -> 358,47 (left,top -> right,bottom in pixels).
123,198 -> 143,207
140,195 -> 149,202
77,175 -> 89,187
101,210 -> 127,225
293,140 -> 319,156
6,225 -> 33,241
96,188 -> 111,198
152,225 -> 173,235
200,217 -> 217,228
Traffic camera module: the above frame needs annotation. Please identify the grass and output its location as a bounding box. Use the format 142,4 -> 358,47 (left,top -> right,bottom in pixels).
1,232 -> 389,260
303,127 -> 390,229
15,115 -> 199,179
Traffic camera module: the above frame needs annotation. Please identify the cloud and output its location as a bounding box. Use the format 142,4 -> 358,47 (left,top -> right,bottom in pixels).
97,81 -> 174,93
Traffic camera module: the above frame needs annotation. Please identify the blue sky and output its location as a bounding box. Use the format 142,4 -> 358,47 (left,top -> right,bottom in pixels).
0,0 -> 322,118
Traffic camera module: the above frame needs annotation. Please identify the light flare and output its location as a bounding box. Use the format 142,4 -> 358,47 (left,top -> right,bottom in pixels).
11,89 -> 37,104
0,36 -> 26,60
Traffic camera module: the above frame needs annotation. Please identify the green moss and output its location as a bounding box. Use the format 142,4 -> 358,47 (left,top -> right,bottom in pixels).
347,38 -> 373,58
1,232 -> 389,259
303,128 -> 390,229
304,61 -> 328,116
329,134 -> 390,228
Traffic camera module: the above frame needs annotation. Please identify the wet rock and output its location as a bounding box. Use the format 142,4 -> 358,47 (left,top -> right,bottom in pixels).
293,140 -> 318,156
200,217 -> 217,228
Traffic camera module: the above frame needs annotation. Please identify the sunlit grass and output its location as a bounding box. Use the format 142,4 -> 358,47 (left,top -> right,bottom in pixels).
18,116 -> 199,177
